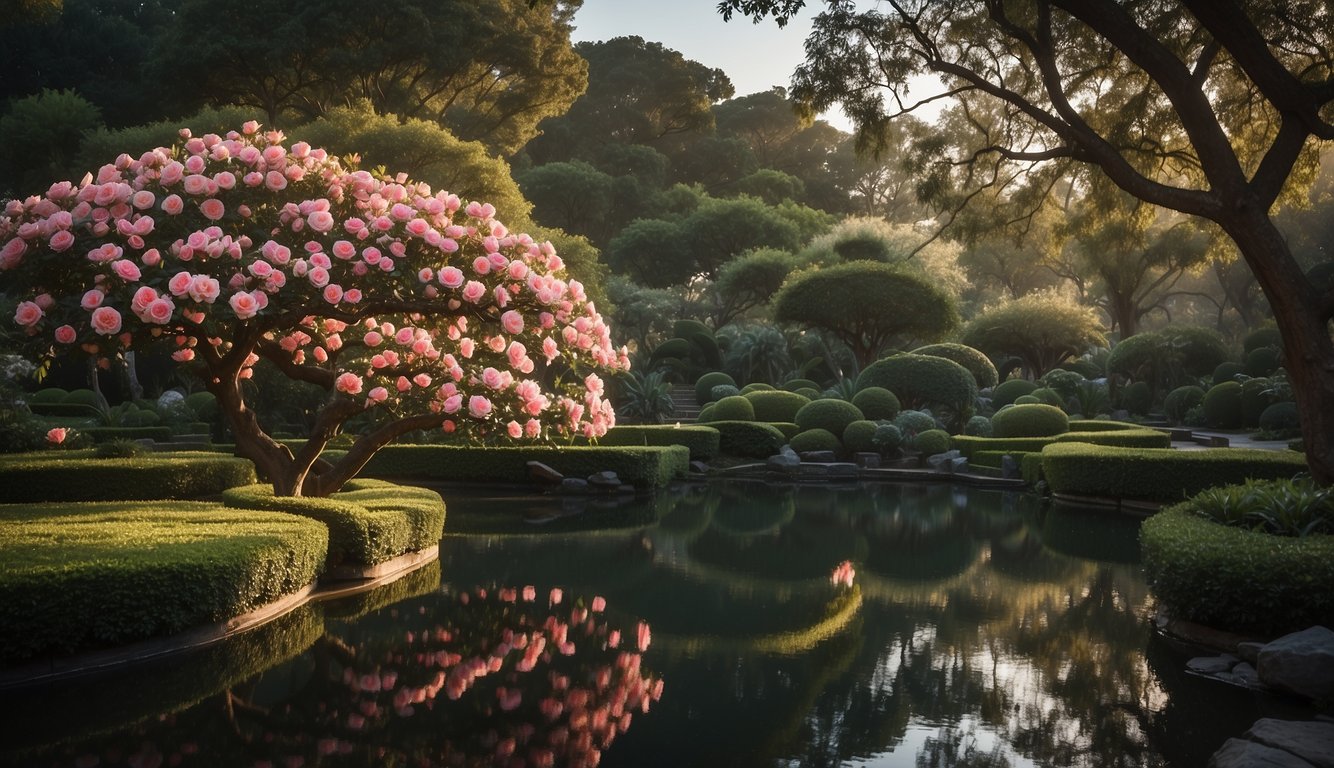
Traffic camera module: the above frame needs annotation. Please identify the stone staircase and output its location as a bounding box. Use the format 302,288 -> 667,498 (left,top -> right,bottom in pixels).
668,386 -> 701,423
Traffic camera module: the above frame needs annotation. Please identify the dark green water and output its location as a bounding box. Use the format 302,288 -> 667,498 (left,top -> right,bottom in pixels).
0,481 -> 1306,767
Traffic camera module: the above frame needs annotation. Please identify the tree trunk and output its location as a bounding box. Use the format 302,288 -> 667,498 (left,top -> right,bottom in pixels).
207,374 -> 306,496
1223,209 -> 1333,484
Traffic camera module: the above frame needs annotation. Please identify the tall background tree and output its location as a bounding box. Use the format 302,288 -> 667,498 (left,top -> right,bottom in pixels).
721,0 -> 1334,483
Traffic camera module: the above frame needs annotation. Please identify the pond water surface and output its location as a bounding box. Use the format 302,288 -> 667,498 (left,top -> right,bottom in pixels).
0,481 -> 1307,767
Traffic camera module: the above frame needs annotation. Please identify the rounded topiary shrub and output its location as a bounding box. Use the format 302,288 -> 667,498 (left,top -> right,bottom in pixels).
1259,402 -> 1300,435
911,429 -> 951,456
794,398 -> 865,437
184,391 -> 219,421
964,415 -> 993,437
695,371 -> 737,405
697,403 -> 717,422
872,423 -> 903,453
856,354 -> 976,429
991,379 -> 1038,409
744,390 -> 811,423
782,378 -> 821,392
712,421 -> 786,458
711,395 -> 755,421
794,387 -> 821,400
1164,385 -> 1206,426
789,428 -> 842,455
1013,395 -> 1041,406
29,388 -> 68,404
740,383 -> 775,394
1212,362 -> 1244,386
842,420 -> 879,453
911,342 -> 999,390
1240,378 -> 1277,428
991,403 -> 1069,438
1244,346 -> 1282,377
1120,381 -> 1152,416
1243,328 -> 1283,355
893,409 -> 937,437
1202,381 -> 1244,429
1030,387 -> 1064,408
62,389 -> 102,408
711,384 -> 741,401
850,386 -> 901,421
1040,369 -> 1086,400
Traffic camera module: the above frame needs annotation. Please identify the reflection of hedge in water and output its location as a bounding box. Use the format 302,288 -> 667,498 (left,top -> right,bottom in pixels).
322,559 -> 443,621
686,518 -> 866,581
0,603 -> 324,758
438,533 -> 655,600
655,488 -> 715,538
863,531 -> 979,582
656,587 -> 863,657
440,492 -> 662,536
710,494 -> 797,536
1041,503 -> 1143,564
987,530 -> 1088,584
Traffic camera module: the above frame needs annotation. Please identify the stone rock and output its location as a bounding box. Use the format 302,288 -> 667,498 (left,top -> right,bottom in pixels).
1238,641 -> 1266,664
1258,626 -> 1334,701
927,450 -> 961,471
827,462 -> 859,479
617,484 -> 636,495
560,478 -> 589,494
800,450 -> 836,463
1111,409 -> 1131,421
1229,661 -> 1261,688
527,461 -> 564,485
767,453 -> 801,474
949,456 -> 970,474
587,470 -> 621,488
1247,719 -> 1334,768
157,389 -> 185,408
854,452 -> 881,469
1208,737 -> 1317,767
689,460 -> 711,474
798,464 -> 829,479
1188,655 -> 1239,675
1000,454 -> 1020,479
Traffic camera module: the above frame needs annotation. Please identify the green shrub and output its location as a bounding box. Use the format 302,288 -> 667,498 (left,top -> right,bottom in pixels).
857,354 -> 976,429
1039,369 -> 1086,400
794,387 -> 821,400
740,383 -> 775,394
992,404 -> 1069,438
222,481 -> 445,569
0,452 -> 256,503
1160,326 -> 1231,379
184,391 -> 219,421
1119,381 -> 1152,416
597,424 -> 721,461
912,429 -> 952,455
92,439 -> 148,459
1189,478 -> 1333,537
951,426 -> 1171,458
1041,443 -> 1309,502
770,422 -> 800,440
712,395 -> 756,421
697,403 -> 717,422
789,428 -> 841,454
1243,328 -> 1283,354
991,379 -> 1038,409
120,408 -> 162,427
1141,503 -> 1334,635
1203,381 -> 1244,429
781,378 -> 821,392
794,398 -> 864,436
28,388 -> 67,404
1258,402 -> 1300,436
1164,385 -> 1206,426
80,426 -> 174,443
711,420 -> 786,458
1012,395 -> 1041,406
744,390 -> 811,422
1212,361 -> 1244,386
964,415 -> 993,437
842,420 -> 879,453
62,389 -> 102,408
1244,346 -> 1282,377
872,423 -> 903,452
1030,387 -> 1065,408
911,342 -> 999,389
893,410 -> 938,437
969,449 -> 1038,470
0,501 -> 327,664
850,386 -> 900,421
1240,377 -> 1278,427
359,444 -> 688,488
695,371 -> 737,405
711,384 -> 742,401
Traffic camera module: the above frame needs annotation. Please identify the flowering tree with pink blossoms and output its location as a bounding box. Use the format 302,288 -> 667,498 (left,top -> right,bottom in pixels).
0,123 -> 628,496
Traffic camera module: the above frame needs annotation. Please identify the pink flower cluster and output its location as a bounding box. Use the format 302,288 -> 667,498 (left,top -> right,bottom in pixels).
830,560 -> 856,588
0,124 -> 630,443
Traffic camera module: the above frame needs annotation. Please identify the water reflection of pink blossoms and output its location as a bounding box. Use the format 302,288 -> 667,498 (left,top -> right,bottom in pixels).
300,585 -> 663,768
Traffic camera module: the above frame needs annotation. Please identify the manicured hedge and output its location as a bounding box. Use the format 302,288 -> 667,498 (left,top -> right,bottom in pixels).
80,426 -> 175,443
951,426 -> 1170,458
991,379 -> 1037,409
1042,443 -> 1310,502
911,342 -> 999,390
857,354 -> 977,421
850,386 -> 900,420
790,428 -> 841,454
991,404 -> 1068,438
744,390 -> 811,423
794,398 -> 864,436
1141,503 -> 1334,634
711,420 -> 786,458
969,449 -> 1039,470
695,371 -> 736,405
594,424 -> 721,461
359,444 -> 689,488
0,452 -> 256,503
0,501 -> 327,665
711,395 -> 756,421
221,480 -> 444,569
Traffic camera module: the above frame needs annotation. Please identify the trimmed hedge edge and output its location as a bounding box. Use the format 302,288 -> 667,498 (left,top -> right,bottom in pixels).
359,444 -> 689,488
1042,443 -> 1309,503
0,452 -> 256,503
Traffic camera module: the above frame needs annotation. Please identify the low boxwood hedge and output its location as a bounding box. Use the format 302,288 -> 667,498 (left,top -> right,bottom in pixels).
1042,443 -> 1310,502
80,426 -> 175,443
592,424 -> 721,461
1141,503 -> 1334,634
951,426 -> 1171,459
789,428 -> 841,454
744,390 -> 811,423
794,398 -> 864,436
0,452 -> 256,503
710,420 -> 786,458
991,404 -> 1069,438
969,449 -> 1039,470
221,479 -> 444,569
0,501 -> 327,665
359,444 -> 689,488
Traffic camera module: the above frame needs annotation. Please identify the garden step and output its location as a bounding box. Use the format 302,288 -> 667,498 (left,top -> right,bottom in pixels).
667,386 -> 702,422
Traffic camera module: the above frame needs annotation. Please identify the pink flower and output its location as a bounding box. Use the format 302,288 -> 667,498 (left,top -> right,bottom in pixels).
830,560 -> 856,588
507,420 -> 522,438
637,621 -> 652,652
229,291 -> 261,320
199,198 -> 225,221
48,230 -> 75,252
189,275 -> 221,304
54,325 -> 77,344
549,587 -> 563,606
501,310 -> 524,335
91,306 -> 122,335
461,280 -> 486,303
307,210 -> 334,232
13,300 -> 43,327
111,259 -> 141,281
413,373 -> 431,388
468,395 -> 492,418
335,372 -> 363,395
438,266 -> 464,288
146,297 -> 175,324
323,284 -> 343,304
46,427 -> 67,445
522,585 -> 536,602
591,596 -> 606,613
161,194 -> 184,215
363,331 -> 383,347
368,386 -> 389,403
265,170 -> 287,191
